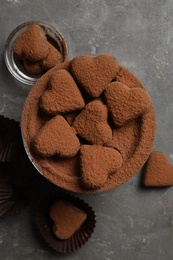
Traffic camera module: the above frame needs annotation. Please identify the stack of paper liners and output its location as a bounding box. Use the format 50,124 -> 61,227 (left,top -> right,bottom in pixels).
34,192 -> 96,253
0,116 -> 41,217
0,115 -> 21,162
0,176 -> 24,217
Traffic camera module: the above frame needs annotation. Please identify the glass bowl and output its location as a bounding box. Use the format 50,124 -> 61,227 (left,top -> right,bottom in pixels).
21,63 -> 156,194
4,20 -> 68,85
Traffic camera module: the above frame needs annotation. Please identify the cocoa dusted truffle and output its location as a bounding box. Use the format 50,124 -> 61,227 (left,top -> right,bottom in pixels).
21,54 -> 156,193
13,24 -> 49,62
32,115 -> 80,158
35,192 -> 96,253
104,82 -> 151,127
41,42 -> 63,70
143,151 -> 173,187
80,145 -> 122,189
73,100 -> 112,145
12,23 -> 68,76
49,199 -> 87,240
23,59 -> 43,75
40,69 -> 85,115
70,54 -> 119,98
23,42 -> 64,75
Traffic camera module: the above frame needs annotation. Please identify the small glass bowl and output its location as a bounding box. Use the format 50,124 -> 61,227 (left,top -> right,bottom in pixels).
4,20 -> 68,85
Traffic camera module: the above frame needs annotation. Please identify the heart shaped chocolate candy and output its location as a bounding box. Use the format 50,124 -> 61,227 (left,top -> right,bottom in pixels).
41,42 -> 63,70
40,69 -> 85,115
143,151 -> 173,187
49,199 -> 87,240
80,145 -> 122,189
70,54 -> 119,98
104,82 -> 151,126
32,115 -> 80,158
13,24 -> 49,62
73,100 -> 112,145
23,42 -> 63,75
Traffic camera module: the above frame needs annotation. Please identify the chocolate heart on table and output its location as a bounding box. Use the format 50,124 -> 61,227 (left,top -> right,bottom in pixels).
104,82 -> 151,126
143,151 -> 173,187
73,100 -> 112,145
49,199 -> 87,240
13,24 -> 49,62
32,115 -> 80,158
40,69 -> 85,115
70,54 -> 119,98
80,145 -> 122,189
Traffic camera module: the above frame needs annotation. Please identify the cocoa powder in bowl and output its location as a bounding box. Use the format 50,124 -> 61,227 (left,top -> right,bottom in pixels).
21,56 -> 156,193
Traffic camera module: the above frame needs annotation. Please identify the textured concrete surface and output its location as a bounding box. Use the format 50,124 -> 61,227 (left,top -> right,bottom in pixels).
0,0 -> 173,259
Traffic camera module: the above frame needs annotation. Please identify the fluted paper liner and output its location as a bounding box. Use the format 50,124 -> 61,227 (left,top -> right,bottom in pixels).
0,157 -> 41,217
0,175 -> 29,217
35,192 -> 96,253
0,116 -> 41,217
0,116 -> 21,162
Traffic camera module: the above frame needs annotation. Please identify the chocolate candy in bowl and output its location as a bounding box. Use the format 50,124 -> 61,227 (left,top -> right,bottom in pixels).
4,20 -> 68,85
21,54 -> 156,193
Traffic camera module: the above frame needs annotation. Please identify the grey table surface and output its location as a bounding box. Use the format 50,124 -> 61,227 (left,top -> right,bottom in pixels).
1,0 -> 173,259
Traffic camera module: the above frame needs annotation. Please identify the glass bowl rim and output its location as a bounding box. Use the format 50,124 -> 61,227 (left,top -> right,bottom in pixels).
4,20 -> 68,85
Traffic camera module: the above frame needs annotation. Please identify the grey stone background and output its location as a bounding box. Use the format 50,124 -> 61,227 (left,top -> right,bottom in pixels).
0,0 -> 173,259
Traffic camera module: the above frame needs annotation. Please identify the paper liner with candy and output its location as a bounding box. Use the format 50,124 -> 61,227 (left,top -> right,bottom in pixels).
34,192 -> 96,253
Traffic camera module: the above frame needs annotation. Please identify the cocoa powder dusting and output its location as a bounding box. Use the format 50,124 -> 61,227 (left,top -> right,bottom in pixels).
23,60 -> 43,75
70,54 -> 119,98
40,69 -> 85,115
32,115 -> 80,158
49,199 -> 87,240
73,100 -> 112,145
41,42 -> 63,70
23,43 -> 64,75
80,145 -> 122,189
13,24 -> 65,75
21,55 -> 156,193
116,66 -> 143,88
143,151 -> 173,187
104,82 -> 151,126
13,24 -> 49,62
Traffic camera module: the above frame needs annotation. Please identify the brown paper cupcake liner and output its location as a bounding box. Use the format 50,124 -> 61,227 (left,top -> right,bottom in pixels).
0,115 -> 42,217
34,192 -> 96,253
0,115 -> 21,162
0,176 -> 28,217
0,160 -> 41,218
